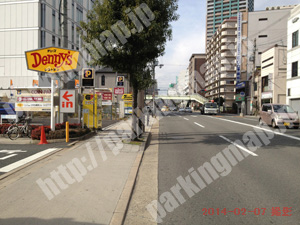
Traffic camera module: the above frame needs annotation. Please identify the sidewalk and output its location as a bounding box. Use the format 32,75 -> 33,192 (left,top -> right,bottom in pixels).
0,116 -> 157,225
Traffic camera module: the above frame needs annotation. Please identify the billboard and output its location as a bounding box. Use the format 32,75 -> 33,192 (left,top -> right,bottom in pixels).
25,47 -> 79,73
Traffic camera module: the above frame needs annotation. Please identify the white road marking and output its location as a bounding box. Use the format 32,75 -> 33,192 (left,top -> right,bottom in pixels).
0,150 -> 27,154
194,122 -> 205,128
183,118 -> 189,121
192,116 -> 197,118
0,154 -> 18,160
0,148 -> 60,173
211,117 -> 300,142
219,135 -> 258,157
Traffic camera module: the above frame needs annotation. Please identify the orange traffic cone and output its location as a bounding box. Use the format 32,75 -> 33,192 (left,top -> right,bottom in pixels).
38,126 -> 48,145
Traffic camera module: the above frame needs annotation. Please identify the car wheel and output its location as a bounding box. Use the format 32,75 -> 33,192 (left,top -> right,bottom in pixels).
272,120 -> 277,128
293,126 -> 299,129
259,118 -> 263,126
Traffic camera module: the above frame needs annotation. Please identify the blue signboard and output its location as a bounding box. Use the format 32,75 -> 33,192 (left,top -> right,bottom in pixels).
236,81 -> 246,90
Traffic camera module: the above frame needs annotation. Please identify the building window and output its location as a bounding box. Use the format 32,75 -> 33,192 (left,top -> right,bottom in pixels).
259,18 -> 268,21
76,5 -> 83,22
72,24 -> 75,42
262,63 -> 273,69
76,26 -> 80,46
41,4 -> 46,28
292,61 -> 298,77
288,88 -> 291,97
58,38 -> 61,47
262,56 -> 273,64
292,30 -> 299,48
52,36 -> 55,46
72,1 -> 75,20
261,76 -> 268,92
41,31 -> 46,47
52,10 -> 56,33
254,82 -> 257,91
101,75 -> 105,86
258,35 -> 268,38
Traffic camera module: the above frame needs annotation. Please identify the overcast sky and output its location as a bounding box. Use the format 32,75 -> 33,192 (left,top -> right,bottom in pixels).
156,0 -> 300,93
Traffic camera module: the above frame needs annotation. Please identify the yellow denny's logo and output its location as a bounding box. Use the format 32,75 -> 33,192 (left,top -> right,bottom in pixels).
25,47 -> 79,73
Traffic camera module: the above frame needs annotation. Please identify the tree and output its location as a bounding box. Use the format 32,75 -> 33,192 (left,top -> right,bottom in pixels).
80,0 -> 178,140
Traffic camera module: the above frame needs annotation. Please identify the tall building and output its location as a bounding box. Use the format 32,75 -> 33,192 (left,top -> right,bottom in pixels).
188,54 -> 206,96
0,0 -> 94,92
206,18 -> 237,110
206,0 -> 254,46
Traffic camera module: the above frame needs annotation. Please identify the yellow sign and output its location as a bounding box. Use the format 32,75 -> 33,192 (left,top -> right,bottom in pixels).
82,94 -> 102,129
122,94 -> 133,101
82,68 -> 94,79
25,47 -> 79,73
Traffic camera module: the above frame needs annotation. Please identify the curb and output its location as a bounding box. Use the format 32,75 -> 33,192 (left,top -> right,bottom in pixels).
109,131 -> 153,225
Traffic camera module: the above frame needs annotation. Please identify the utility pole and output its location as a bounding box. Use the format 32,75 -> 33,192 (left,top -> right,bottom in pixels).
59,0 -> 70,122
250,38 -> 257,115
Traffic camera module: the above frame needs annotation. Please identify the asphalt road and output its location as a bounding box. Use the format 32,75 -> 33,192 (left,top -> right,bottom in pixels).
158,112 -> 300,225
0,119 -> 119,176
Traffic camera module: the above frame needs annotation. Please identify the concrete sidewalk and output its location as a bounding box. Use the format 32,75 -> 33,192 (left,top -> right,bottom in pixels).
0,116 -> 157,225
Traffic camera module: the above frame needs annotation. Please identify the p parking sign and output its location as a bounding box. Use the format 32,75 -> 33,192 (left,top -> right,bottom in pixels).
82,68 -> 95,87
116,76 -> 124,86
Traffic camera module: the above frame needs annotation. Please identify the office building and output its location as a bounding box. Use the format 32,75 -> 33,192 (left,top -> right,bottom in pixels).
0,0 -> 94,94
188,54 -> 206,96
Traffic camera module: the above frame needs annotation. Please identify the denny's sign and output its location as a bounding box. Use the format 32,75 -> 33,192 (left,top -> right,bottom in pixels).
25,47 -> 79,73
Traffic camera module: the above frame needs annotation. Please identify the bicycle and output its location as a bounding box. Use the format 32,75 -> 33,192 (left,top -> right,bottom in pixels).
6,117 -> 32,140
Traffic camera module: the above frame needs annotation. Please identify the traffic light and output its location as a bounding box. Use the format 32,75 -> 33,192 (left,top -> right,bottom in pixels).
82,68 -> 95,87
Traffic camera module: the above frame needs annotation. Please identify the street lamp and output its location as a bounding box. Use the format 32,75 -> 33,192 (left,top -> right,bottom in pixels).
152,60 -> 163,116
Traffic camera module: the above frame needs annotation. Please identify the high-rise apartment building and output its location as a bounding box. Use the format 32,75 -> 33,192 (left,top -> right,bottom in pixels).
206,0 -> 254,45
0,0 -> 94,92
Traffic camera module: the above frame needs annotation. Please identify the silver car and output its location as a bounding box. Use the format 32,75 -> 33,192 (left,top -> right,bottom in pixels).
259,104 -> 299,129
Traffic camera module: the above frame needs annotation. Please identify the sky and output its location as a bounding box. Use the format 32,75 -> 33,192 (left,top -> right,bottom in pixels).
156,0 -> 300,93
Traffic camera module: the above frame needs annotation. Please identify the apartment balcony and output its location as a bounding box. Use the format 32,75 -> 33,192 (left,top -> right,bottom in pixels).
220,88 -> 236,93
220,80 -> 236,85
221,45 -> 236,52
220,73 -> 236,79
221,30 -> 236,36
221,59 -> 236,65
220,66 -> 235,72
221,23 -> 236,30
221,52 -> 236,58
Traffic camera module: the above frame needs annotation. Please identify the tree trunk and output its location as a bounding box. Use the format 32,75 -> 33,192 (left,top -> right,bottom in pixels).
131,86 -> 139,141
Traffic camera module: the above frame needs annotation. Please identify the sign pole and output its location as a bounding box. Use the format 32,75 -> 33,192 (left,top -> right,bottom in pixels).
51,78 -> 56,131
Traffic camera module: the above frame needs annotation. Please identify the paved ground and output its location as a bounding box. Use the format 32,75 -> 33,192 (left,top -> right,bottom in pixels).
0,117 -> 155,225
124,112 -> 300,225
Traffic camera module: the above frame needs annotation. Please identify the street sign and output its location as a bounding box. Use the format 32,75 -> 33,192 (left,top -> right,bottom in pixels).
82,68 -> 95,87
15,88 -> 51,112
114,87 -> 124,95
96,92 -> 112,101
122,94 -> 133,101
116,76 -> 124,86
25,47 -> 79,73
60,90 -> 76,113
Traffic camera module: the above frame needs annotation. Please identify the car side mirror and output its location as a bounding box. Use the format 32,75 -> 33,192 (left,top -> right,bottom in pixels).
267,110 -> 272,114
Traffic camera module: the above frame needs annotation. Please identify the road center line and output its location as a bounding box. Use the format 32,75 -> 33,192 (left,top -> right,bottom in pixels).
183,118 -> 189,121
194,122 -> 205,128
219,135 -> 258,157
209,116 -> 300,142
0,148 -> 60,173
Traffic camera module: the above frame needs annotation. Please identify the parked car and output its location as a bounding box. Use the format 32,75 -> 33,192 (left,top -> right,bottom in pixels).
259,104 -> 299,129
179,108 -> 185,112
201,102 -> 218,115
169,106 -> 177,111
0,102 -> 24,119
185,107 -> 193,113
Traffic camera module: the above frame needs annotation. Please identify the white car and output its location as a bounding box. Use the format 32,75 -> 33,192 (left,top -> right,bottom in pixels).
185,107 -> 193,113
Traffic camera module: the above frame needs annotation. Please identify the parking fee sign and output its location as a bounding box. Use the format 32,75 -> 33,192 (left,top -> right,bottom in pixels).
60,90 -> 76,113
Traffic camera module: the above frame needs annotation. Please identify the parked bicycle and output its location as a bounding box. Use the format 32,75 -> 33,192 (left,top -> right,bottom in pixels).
6,117 -> 33,140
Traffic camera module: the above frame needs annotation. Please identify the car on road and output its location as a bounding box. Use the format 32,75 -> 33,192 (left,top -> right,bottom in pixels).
169,106 -> 177,111
185,107 -> 193,113
259,104 -> 299,129
161,106 -> 169,112
201,102 -> 218,115
179,108 -> 185,112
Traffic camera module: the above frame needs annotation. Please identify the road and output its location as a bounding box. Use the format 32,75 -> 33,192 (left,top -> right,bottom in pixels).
0,120 -> 119,176
157,112 -> 300,225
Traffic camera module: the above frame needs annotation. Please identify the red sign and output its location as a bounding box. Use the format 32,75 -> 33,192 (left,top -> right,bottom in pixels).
114,87 -> 124,95
60,90 -> 76,113
17,97 -> 44,102
97,92 -> 112,101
